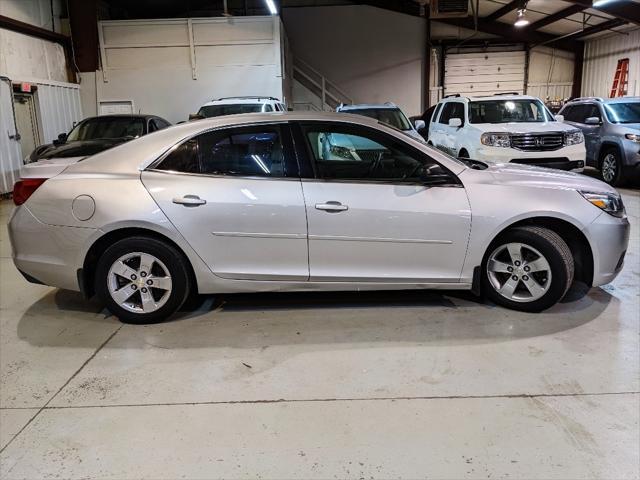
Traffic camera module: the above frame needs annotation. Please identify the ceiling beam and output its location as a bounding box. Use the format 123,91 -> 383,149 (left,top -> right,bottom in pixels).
554,17 -> 627,42
0,14 -> 70,47
434,16 -> 582,52
485,0 -> 522,21
560,0 -> 640,25
526,4 -> 586,31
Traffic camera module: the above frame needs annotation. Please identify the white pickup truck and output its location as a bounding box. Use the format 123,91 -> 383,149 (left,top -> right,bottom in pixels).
427,94 -> 586,171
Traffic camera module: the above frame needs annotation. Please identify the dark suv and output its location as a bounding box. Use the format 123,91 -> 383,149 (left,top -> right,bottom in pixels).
559,97 -> 640,186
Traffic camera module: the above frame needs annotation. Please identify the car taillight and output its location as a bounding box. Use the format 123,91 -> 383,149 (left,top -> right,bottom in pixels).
13,178 -> 47,206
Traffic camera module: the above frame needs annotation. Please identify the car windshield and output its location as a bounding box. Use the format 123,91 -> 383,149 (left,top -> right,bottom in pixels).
345,108 -> 412,131
67,117 -> 145,141
469,99 -> 551,123
198,104 -> 269,117
603,102 -> 640,124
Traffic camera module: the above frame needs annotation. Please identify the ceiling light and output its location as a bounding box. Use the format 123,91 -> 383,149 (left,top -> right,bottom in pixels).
593,0 -> 615,6
514,9 -> 530,27
264,0 -> 277,15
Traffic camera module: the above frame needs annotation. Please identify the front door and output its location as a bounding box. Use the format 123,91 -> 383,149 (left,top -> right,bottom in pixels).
142,123 -> 309,281
294,122 -> 472,283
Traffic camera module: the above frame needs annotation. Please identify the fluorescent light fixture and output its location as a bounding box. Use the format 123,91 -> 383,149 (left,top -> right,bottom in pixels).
593,0 -> 615,6
514,9 -> 529,27
264,0 -> 277,15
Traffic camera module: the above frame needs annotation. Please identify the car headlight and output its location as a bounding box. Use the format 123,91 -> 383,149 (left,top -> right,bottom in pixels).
579,191 -> 625,218
564,130 -> 584,146
480,132 -> 511,148
625,133 -> 640,142
329,144 -> 355,160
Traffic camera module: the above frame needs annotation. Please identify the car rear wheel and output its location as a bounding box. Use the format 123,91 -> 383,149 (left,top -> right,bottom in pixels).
482,226 -> 574,312
95,236 -> 191,324
600,148 -> 625,187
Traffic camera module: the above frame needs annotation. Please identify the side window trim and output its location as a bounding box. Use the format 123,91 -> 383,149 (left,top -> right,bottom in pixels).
290,120 -> 460,186
147,122 -> 300,179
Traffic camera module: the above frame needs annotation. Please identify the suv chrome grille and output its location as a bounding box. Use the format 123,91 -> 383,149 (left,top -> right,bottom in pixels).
510,133 -> 564,151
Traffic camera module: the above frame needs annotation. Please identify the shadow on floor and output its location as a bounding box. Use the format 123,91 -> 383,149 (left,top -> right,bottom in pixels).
16,282 -> 614,349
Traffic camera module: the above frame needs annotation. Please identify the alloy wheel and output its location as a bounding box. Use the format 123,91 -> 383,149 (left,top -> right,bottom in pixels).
602,153 -> 617,183
487,242 -> 552,303
107,252 -> 173,313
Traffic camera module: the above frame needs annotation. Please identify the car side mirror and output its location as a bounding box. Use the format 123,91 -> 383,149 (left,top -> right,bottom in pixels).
414,120 -> 426,131
554,114 -> 565,122
419,164 -> 455,186
448,118 -> 462,128
53,133 -> 67,145
188,114 -> 204,121
585,116 -> 602,125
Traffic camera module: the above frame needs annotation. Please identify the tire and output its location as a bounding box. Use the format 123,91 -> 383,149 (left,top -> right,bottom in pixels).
599,147 -> 625,187
482,226 -> 574,313
95,236 -> 191,324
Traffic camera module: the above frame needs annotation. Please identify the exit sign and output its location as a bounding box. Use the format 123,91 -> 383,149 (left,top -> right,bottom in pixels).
20,82 -> 32,93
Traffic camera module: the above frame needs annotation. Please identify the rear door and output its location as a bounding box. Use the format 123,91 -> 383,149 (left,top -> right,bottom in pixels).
142,123 -> 309,281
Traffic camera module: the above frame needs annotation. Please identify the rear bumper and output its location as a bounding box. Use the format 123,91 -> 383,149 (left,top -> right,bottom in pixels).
9,205 -> 95,291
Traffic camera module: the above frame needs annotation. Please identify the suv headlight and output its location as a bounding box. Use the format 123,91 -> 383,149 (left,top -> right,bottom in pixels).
480,132 -> 510,148
625,133 -> 640,142
579,191 -> 625,218
329,144 -> 355,160
564,130 -> 584,146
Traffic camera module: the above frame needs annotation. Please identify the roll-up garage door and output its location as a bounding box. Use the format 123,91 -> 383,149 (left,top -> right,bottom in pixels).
444,51 -> 526,97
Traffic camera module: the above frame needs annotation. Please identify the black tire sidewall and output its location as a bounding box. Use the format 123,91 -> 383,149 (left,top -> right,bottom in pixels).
482,229 -> 571,313
95,237 -> 190,324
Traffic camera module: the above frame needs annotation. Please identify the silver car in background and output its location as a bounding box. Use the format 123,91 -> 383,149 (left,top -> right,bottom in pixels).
9,112 -> 630,323
559,96 -> 640,186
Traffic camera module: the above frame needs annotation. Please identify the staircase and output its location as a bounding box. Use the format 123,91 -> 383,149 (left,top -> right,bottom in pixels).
292,58 -> 353,111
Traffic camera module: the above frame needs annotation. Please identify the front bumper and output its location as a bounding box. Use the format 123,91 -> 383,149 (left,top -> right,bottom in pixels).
474,143 -> 586,171
585,212 -> 631,287
9,205 -> 96,291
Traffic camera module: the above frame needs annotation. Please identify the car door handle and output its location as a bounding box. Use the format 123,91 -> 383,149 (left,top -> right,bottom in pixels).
315,201 -> 348,212
173,195 -> 206,206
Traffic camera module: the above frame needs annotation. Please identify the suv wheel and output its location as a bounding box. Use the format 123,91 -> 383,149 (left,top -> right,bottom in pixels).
95,237 -> 191,324
600,148 -> 625,187
482,226 -> 574,313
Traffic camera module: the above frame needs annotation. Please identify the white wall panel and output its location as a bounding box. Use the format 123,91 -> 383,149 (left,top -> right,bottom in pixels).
0,29 -> 67,82
582,29 -> 640,98
283,5 -> 426,116
0,78 -> 22,193
36,83 -> 82,144
0,0 -> 62,31
93,17 -> 285,123
527,46 -> 574,100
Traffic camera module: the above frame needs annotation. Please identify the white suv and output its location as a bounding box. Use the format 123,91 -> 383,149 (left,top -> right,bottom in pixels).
190,96 -> 287,120
428,94 -> 586,171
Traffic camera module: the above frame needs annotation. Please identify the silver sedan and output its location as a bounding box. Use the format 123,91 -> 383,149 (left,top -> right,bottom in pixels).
9,112 -> 630,323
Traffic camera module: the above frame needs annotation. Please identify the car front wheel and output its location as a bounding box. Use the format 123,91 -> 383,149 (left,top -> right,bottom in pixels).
600,148 -> 625,186
95,236 -> 191,324
482,226 -> 574,312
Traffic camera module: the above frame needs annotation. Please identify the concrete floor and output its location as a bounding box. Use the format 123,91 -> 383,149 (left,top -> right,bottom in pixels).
0,187 -> 638,479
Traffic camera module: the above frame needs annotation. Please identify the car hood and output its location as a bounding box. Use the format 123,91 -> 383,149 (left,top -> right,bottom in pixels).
475,161 -> 617,195
31,138 -> 129,160
471,122 -> 576,134
20,157 -> 85,179
620,123 -> 640,132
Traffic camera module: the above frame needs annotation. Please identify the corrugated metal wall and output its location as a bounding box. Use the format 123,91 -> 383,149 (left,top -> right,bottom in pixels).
36,83 -> 83,144
0,78 -> 22,194
527,46 -> 574,101
582,29 -> 640,98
